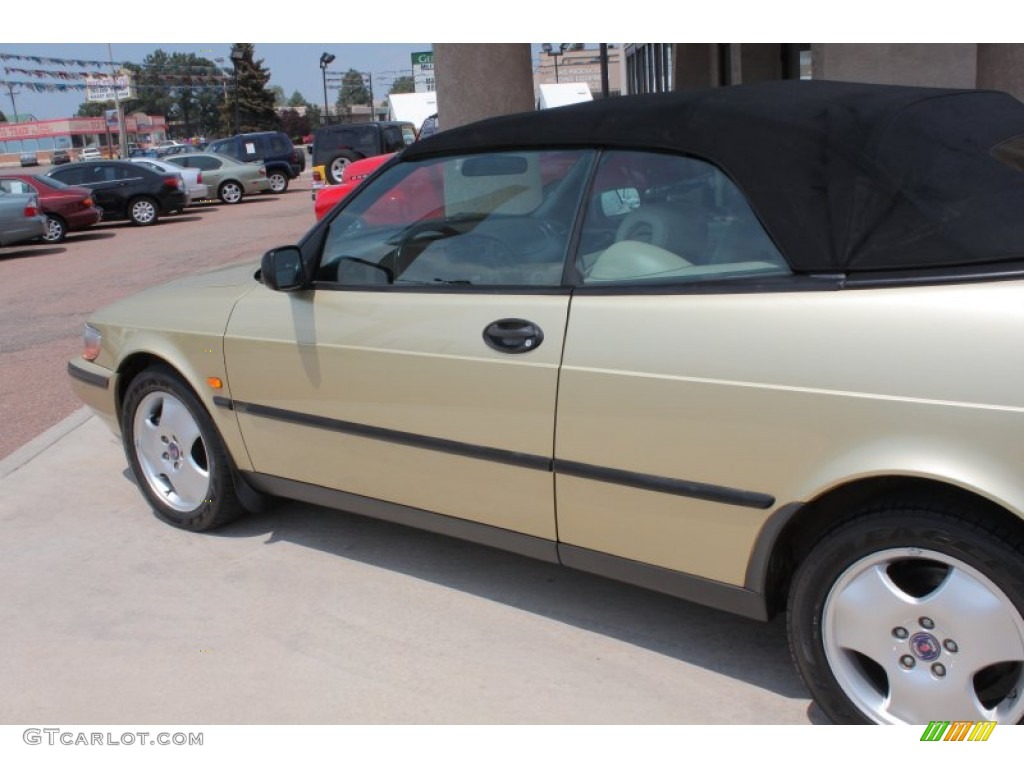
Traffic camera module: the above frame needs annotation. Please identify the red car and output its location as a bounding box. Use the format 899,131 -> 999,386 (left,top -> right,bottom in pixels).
313,153 -> 395,221
0,173 -> 102,243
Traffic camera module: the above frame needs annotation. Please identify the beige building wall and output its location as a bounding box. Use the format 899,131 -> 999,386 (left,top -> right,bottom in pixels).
811,44 -> 978,88
433,44 -> 535,130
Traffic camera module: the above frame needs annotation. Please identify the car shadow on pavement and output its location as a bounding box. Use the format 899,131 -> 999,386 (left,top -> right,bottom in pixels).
151,475 -> 820,715
66,231 -> 117,242
0,244 -> 65,259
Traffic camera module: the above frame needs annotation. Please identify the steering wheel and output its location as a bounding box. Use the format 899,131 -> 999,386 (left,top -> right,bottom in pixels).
392,223 -> 461,276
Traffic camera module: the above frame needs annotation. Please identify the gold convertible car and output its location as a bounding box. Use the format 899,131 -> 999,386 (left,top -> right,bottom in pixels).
68,81 -> 1024,725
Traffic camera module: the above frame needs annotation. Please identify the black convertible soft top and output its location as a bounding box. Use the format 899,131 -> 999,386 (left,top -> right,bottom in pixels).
404,80 -> 1024,273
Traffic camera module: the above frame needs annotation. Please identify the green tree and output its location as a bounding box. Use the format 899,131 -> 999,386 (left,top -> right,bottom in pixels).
388,76 -> 414,95
335,69 -> 371,108
0,109 -> 6,123
270,85 -> 286,107
287,90 -> 307,108
223,43 -> 281,134
279,108 -> 311,141
76,101 -> 108,118
305,103 -> 322,127
120,50 -> 225,138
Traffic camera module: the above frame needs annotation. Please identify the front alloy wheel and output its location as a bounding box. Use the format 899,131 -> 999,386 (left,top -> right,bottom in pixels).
789,507 -> 1024,724
122,366 -> 243,530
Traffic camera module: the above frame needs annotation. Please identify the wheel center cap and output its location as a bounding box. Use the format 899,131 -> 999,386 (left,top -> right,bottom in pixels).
167,441 -> 182,462
910,632 -> 942,661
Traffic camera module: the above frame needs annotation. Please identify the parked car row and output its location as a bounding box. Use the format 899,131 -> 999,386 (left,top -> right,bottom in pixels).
0,173 -> 102,243
1,140 -> 289,246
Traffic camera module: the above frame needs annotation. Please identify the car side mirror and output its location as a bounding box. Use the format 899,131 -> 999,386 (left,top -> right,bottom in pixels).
261,246 -> 308,291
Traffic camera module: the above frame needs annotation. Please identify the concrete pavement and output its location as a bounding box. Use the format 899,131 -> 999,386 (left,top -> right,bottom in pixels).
0,409 -> 816,724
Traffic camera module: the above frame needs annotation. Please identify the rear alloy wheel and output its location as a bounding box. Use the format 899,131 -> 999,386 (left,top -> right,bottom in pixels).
128,196 -> 159,226
42,214 -> 67,243
788,506 -> 1024,724
218,181 -> 243,204
121,366 -> 244,531
267,171 -> 289,194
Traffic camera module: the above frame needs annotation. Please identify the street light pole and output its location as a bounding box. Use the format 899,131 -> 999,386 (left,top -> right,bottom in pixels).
542,43 -> 568,84
320,52 -> 335,125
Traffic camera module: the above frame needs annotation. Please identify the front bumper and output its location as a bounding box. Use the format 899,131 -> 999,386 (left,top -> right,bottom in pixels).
67,358 -> 119,434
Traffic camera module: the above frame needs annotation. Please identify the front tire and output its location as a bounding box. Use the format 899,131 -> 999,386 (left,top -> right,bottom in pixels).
128,196 -> 159,226
121,366 -> 244,531
788,504 -> 1024,724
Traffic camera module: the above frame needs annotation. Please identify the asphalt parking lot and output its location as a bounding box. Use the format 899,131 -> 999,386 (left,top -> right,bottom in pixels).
0,162 -> 817,724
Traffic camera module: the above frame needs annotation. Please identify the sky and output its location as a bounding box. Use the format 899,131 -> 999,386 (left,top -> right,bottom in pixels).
0,2 -> 1009,122
0,43 -> 434,121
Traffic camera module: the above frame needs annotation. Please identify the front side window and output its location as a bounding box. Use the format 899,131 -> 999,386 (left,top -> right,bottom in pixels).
575,150 -> 790,285
316,149 -> 595,288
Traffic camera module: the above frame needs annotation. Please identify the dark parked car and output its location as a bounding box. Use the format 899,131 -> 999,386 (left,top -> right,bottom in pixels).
48,159 -> 188,226
0,173 -> 102,243
51,149 -> 72,165
20,151 -> 39,167
205,131 -> 301,194
311,121 -> 415,184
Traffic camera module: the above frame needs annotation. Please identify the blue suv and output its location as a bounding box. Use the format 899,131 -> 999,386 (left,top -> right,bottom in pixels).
205,131 -> 301,193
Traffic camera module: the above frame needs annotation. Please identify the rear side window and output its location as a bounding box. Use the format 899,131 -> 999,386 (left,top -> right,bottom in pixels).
211,139 -> 241,160
269,134 -> 292,155
575,150 -> 789,285
51,167 -> 86,185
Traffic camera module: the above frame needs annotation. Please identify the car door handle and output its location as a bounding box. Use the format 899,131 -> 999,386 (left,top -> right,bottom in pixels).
483,319 -> 544,354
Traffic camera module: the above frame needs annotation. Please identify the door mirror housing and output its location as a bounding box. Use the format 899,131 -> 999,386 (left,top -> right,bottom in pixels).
261,246 -> 308,291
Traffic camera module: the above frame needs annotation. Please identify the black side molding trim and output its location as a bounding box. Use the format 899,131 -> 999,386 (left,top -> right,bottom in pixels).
232,400 -> 552,472
67,361 -> 110,390
555,459 -> 775,510
245,472 -> 560,563
212,396 -> 233,410
229,400 -> 775,510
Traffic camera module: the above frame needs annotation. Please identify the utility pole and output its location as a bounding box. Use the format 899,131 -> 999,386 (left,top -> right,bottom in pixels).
108,44 -> 126,157
3,82 -> 18,121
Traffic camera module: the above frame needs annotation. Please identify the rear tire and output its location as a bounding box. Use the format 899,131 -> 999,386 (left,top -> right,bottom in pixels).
42,214 -> 67,243
267,171 -> 289,193
121,365 -> 244,531
218,180 -> 244,205
327,152 -> 357,185
788,503 -> 1024,724
128,196 -> 159,226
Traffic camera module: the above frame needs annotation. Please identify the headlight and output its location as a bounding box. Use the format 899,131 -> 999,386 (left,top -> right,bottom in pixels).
82,323 -> 101,361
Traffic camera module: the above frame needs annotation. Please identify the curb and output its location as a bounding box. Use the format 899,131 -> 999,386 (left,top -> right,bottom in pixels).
0,407 -> 95,481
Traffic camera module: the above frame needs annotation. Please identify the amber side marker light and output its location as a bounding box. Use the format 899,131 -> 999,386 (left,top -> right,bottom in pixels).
206,377 -> 223,390
82,324 -> 101,361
